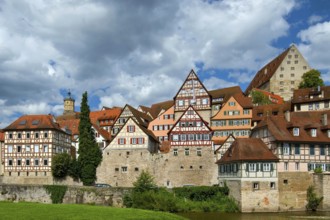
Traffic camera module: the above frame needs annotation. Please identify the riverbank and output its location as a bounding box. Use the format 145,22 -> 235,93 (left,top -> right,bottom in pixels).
0,201 -> 186,220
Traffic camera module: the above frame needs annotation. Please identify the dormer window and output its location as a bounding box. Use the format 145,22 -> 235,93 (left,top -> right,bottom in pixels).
293,127 -> 299,136
311,129 -> 317,137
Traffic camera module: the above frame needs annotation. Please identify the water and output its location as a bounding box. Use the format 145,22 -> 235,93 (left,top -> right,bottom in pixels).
177,212 -> 330,220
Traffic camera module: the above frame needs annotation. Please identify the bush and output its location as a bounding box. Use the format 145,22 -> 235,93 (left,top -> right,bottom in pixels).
133,170 -> 157,193
314,167 -> 323,174
44,185 -> 68,204
173,185 -> 229,201
51,153 -> 71,179
306,185 -> 323,211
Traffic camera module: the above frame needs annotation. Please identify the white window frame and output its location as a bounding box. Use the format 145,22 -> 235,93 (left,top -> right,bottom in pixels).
172,135 -> 179,141
283,143 -> 290,155
263,163 -> 271,172
184,148 -> 190,156
293,127 -> 299,136
173,148 -> 178,156
311,129 -> 317,137
178,100 -> 184,106
249,163 -> 257,172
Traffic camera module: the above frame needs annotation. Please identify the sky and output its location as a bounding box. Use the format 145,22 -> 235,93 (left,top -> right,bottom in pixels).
0,0 -> 330,127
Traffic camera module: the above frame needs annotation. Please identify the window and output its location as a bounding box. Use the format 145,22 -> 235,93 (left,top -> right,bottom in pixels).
8,159 -> 13,166
310,145 -> 315,155
291,67 -> 295,70
34,159 -> 39,166
121,166 -> 128,173
8,145 -> 13,153
127,125 -> 135,133
293,128 -> 299,136
26,145 -> 31,152
173,148 -> 178,156
311,129 -> 317,137
44,159 -> 48,166
280,81 -> 284,85
202,98 -> 208,105
280,74 -> 284,78
203,134 -> 210,140
228,102 -> 235,106
315,103 -> 320,110
153,125 -> 158,131
34,145 -> 39,153
295,54 -> 298,58
26,159 -> 30,166
43,145 -> 48,152
131,138 -> 137,144
17,146 -> 22,153
320,146 -> 325,155
294,144 -> 300,155
303,66 -> 307,70
291,81 -> 294,85
291,73 -> 295,77
197,148 -> 202,156
44,132 -> 48,138
138,138 -> 144,144
243,109 -> 250,115
325,102 -> 329,108
115,168 -> 119,172
9,133 -> 13,139
180,134 -> 186,141
185,148 -> 190,156
294,60 -> 298,64
284,162 -> 288,171
263,163 -> 271,171
178,100 -> 184,106
26,133 -> 30,139
135,167 -> 139,171
253,182 -> 259,190
118,138 -> 126,145
248,163 -> 257,172
188,134 -> 194,141
172,135 -> 179,141
270,182 -> 276,189
287,61 -> 291,64
17,133 -> 22,139
288,55 -> 292,59
35,132 -> 39,139
283,143 -> 290,155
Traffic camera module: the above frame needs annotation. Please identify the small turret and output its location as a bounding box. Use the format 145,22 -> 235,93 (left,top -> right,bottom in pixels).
63,90 -> 75,115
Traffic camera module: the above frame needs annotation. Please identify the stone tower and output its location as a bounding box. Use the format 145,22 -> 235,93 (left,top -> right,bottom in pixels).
63,91 -> 75,115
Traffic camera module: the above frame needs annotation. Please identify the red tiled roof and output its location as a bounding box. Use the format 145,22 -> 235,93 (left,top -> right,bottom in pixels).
93,123 -> 111,141
254,110 -> 330,143
245,46 -> 291,95
292,85 -> 330,104
252,88 -> 284,104
149,100 -> 174,118
232,93 -> 253,108
90,107 -> 122,125
0,130 -> 4,141
209,86 -> 242,103
217,138 -> 279,164
4,115 -> 65,132
126,104 -> 153,128
57,118 -> 80,136
252,102 -> 291,122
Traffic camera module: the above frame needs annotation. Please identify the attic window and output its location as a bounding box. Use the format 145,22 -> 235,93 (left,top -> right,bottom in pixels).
311,129 -> 317,137
32,120 -> 39,125
19,120 -> 27,125
293,127 -> 299,136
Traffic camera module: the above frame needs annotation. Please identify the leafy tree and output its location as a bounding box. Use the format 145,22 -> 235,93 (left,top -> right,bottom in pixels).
78,91 -> 102,185
133,170 -> 157,193
306,185 -> 323,211
299,69 -> 325,89
251,90 -> 272,106
51,153 -> 71,179
68,158 -> 80,181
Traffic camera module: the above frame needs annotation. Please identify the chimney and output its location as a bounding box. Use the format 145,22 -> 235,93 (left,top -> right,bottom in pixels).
322,113 -> 328,126
284,111 -> 291,122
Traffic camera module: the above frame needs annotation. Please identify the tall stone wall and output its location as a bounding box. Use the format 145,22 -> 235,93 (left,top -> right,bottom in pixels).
0,184 -> 129,207
278,172 -> 313,211
313,173 -> 330,210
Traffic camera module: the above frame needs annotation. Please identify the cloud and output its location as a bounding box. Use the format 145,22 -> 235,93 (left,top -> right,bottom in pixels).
228,72 -> 254,84
0,0 -> 300,127
308,15 -> 323,25
298,21 -> 330,70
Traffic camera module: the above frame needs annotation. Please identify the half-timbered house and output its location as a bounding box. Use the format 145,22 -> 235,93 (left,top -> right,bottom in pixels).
2,115 -> 72,184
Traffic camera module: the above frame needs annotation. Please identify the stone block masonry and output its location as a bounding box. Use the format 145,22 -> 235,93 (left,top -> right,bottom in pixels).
0,184 -> 130,207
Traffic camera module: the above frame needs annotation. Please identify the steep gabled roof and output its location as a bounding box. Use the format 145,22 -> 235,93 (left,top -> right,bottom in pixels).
149,100 -> 174,118
245,46 -> 291,95
92,123 -> 111,141
168,105 -> 212,134
217,138 -> 279,164
252,102 -> 291,122
0,130 -> 4,141
126,104 -> 153,128
232,93 -> 253,108
4,115 -> 66,133
214,134 -> 236,151
209,86 -> 242,103
89,107 -> 122,125
292,85 -> 330,104
254,110 -> 330,143
57,118 -> 80,136
173,69 -> 211,99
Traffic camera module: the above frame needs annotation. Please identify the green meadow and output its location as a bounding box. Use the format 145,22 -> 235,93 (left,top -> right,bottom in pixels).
0,202 -> 186,220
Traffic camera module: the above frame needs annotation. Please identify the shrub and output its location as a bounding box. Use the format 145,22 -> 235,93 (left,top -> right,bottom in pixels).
133,170 -> 157,193
51,153 -> 71,179
173,185 -> 229,201
314,167 -> 323,174
306,185 -> 323,211
44,185 -> 68,204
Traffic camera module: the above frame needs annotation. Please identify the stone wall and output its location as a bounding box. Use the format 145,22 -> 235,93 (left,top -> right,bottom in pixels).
278,172 -> 313,211
0,184 -> 129,207
313,173 -> 330,210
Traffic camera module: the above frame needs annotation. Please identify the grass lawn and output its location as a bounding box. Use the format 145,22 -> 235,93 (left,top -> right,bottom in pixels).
0,202 -> 186,220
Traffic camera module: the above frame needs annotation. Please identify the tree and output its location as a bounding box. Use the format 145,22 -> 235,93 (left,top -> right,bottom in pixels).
51,153 -> 71,179
251,90 -> 272,106
299,69 -> 325,89
133,170 -> 157,193
77,91 -> 102,185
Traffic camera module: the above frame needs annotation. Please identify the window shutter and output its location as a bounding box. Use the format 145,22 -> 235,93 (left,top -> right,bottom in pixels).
130,138 -> 132,144
261,163 -> 263,171
133,126 -> 135,132
142,138 -> 145,144
127,126 -> 129,132
246,164 -> 249,172
256,163 -> 259,172
118,139 -> 120,144
124,139 -> 126,144
271,163 -> 274,171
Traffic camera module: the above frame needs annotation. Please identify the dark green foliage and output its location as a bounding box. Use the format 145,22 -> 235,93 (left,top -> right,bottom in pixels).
251,90 -> 272,106
44,185 -> 68,204
306,185 -> 323,211
133,170 -> 157,193
78,91 -> 102,185
299,69 -> 324,89
172,185 -> 229,201
51,153 -> 71,179
68,158 -> 80,181
314,167 -> 323,174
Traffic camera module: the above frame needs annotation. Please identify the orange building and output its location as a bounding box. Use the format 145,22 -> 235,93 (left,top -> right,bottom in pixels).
148,105 -> 175,142
211,93 -> 253,144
